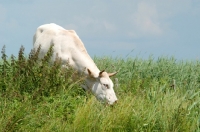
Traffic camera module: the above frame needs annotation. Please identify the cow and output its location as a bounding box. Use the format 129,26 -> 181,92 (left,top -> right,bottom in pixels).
33,23 -> 118,105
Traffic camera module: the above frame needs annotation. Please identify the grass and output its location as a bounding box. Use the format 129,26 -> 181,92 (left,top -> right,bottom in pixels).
0,46 -> 200,131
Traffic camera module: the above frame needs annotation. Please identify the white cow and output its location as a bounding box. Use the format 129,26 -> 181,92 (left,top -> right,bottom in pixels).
33,23 -> 118,105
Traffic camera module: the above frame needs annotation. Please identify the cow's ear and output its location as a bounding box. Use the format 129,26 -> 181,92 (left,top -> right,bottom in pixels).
87,69 -> 96,78
108,72 -> 118,77
99,70 -> 105,77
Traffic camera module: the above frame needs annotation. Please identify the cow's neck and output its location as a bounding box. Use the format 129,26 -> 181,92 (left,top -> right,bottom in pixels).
71,49 -> 100,78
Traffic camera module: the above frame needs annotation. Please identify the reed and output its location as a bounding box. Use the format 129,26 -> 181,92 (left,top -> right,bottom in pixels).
0,46 -> 199,131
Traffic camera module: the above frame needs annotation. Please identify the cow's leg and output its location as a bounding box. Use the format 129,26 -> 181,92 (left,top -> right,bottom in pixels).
81,84 -> 89,91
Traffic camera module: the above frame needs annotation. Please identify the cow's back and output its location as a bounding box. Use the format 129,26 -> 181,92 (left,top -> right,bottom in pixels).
34,24 -> 83,61
33,23 -> 98,75
33,23 -> 65,46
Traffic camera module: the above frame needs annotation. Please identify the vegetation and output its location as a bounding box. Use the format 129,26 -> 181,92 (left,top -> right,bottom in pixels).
0,46 -> 200,131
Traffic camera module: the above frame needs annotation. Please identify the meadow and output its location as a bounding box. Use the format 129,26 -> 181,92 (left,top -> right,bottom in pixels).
0,46 -> 200,131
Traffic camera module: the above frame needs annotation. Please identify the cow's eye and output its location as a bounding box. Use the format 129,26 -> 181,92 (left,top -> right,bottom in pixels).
103,84 -> 109,89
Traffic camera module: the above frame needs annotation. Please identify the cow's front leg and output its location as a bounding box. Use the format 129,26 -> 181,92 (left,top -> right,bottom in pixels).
81,84 -> 89,91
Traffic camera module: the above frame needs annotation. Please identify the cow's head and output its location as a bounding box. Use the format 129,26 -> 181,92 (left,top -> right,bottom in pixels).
85,69 -> 118,105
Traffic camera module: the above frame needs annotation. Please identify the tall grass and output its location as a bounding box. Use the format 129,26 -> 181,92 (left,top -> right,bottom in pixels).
0,46 -> 199,131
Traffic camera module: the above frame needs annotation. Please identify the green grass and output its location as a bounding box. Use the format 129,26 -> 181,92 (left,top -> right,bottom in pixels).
0,46 -> 200,131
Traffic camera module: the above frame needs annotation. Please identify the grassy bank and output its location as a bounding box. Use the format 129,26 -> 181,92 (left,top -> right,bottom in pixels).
0,46 -> 200,131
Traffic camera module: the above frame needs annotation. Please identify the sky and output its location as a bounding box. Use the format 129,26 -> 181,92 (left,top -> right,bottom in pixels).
0,0 -> 200,60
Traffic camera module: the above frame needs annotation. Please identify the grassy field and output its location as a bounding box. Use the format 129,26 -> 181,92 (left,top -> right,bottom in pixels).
0,46 -> 200,131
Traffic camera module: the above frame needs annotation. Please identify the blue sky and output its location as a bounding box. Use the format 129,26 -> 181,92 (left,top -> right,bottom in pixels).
0,0 -> 200,60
